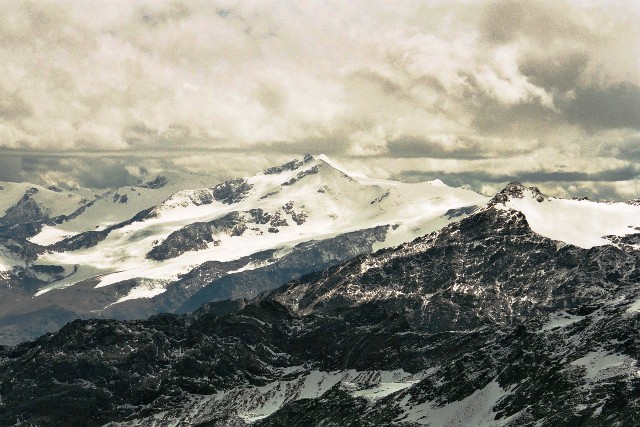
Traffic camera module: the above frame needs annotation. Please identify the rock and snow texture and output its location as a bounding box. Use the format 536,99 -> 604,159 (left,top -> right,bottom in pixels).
0,155 -> 489,344
0,182 -> 88,220
0,204 -> 638,426
32,155 -> 487,297
30,170 -> 221,239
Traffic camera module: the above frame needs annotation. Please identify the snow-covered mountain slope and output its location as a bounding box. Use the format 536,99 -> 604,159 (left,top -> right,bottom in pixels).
33,155 -> 487,298
491,183 -> 640,249
0,182 -> 88,219
29,171 -> 221,244
0,155 -> 489,344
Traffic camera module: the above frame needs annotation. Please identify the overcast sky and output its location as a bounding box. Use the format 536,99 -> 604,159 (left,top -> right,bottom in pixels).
0,0 -> 638,199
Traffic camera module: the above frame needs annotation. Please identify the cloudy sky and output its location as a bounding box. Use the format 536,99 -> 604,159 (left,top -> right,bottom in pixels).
0,0 -> 638,199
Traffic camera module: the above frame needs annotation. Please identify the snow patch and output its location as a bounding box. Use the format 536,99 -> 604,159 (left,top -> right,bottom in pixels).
540,312 -> 585,331
626,298 -> 640,314
110,279 -> 169,305
213,369 -> 421,423
29,226 -> 78,245
398,380 -> 508,426
316,154 -> 369,180
352,381 -> 416,400
428,179 -> 448,187
570,350 -> 635,379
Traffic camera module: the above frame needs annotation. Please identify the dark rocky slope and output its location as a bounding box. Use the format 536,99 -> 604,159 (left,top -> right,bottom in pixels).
0,207 -> 638,426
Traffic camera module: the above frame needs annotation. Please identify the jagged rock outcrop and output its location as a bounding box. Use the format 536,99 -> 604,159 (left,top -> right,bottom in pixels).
51,207 -> 156,252
489,182 -> 548,205
263,154 -> 313,175
146,205 -> 309,261
212,178 -> 254,204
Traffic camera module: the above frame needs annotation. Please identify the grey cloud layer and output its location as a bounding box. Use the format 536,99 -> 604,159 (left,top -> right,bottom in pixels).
0,0 -> 638,199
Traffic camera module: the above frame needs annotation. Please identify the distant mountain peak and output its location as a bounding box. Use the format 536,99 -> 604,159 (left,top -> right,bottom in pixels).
487,181 -> 640,249
316,154 -> 370,180
490,182 -> 548,205
428,179 -> 448,187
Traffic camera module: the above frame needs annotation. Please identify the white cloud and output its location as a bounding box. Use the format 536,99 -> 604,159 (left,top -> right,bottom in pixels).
0,0 -> 637,199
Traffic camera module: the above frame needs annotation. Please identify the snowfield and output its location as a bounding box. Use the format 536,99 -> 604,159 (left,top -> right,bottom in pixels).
32,155 -> 488,300
495,188 -> 640,248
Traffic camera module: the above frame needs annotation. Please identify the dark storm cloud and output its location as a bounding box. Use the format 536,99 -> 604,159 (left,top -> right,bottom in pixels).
77,163 -> 139,189
394,163 -> 640,201
560,83 -> 640,131
20,156 -> 143,189
0,157 -> 23,182
396,164 -> 639,185
612,139 -> 640,160
519,51 -> 590,93
121,123 -> 160,147
521,166 -> 640,183
468,97 -> 558,136
477,0 -> 640,135
386,135 -> 538,159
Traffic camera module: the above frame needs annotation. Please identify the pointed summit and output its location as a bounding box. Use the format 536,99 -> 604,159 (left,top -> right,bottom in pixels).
490,182 -> 548,205
315,154 -> 369,180
428,179 -> 448,187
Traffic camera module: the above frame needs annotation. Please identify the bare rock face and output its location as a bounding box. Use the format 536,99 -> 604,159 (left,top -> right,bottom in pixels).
490,182 -> 548,205
176,225 -> 390,313
262,154 -> 313,175
147,204 -> 310,261
147,222 -> 218,261
211,178 -> 254,204
0,189 -> 48,239
0,207 -> 637,427
140,175 -> 169,189
281,165 -> 320,186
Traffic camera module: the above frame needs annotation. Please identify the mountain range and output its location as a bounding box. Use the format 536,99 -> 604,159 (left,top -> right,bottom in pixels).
0,156 -> 638,426
0,155 -> 487,345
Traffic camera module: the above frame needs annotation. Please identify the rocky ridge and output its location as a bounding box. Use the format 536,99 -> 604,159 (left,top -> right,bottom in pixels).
0,204 -> 637,426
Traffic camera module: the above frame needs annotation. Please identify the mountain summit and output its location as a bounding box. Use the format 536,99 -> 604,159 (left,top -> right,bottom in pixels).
490,182 -> 640,249
0,155 -> 487,344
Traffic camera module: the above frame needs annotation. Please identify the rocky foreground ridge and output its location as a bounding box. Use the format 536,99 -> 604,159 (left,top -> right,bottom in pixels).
0,199 -> 638,426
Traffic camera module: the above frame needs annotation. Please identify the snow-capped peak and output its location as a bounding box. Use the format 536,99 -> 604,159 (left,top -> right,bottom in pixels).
492,182 -> 640,249
427,179 -> 448,188
489,182 -> 548,205
315,154 -> 370,180
32,156 -> 488,298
